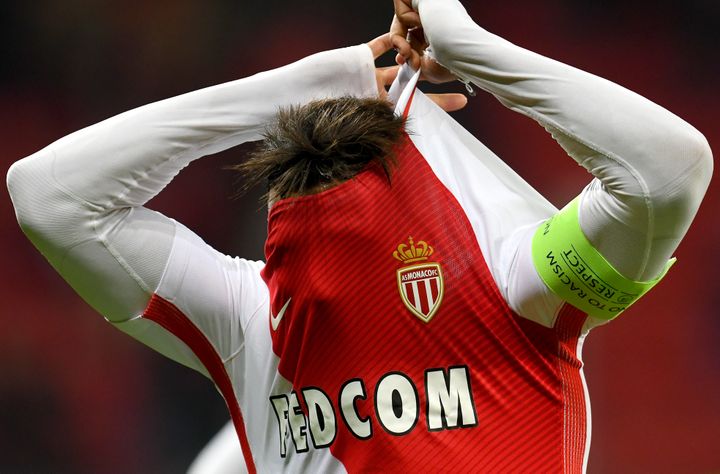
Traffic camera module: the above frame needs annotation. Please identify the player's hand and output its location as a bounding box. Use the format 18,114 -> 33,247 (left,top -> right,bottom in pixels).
418,55 -> 456,84
390,15 -> 423,70
368,33 -> 401,96
388,4 -> 456,84
367,34 -> 467,112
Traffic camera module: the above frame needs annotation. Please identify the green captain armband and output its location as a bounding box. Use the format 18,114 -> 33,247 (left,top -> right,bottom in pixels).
531,198 -> 676,320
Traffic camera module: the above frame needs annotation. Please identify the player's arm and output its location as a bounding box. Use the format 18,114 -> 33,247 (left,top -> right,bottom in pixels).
6,44 -> 379,369
403,0 -> 712,323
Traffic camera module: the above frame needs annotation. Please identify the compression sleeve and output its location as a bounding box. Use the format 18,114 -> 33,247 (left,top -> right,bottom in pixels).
414,0 -> 712,323
6,44 -> 378,369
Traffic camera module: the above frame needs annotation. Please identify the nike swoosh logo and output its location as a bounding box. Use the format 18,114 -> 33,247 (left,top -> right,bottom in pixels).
270,298 -> 292,331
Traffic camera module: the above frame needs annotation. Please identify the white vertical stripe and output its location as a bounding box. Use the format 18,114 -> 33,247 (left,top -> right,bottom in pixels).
411,281 -> 421,312
424,278 -> 435,307
577,332 -> 592,474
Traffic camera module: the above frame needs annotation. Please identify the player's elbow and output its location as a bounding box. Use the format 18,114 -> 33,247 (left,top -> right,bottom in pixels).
686,129 -> 714,193
7,151 -> 62,239
7,157 -> 37,231
650,128 -> 713,219
672,127 -> 712,197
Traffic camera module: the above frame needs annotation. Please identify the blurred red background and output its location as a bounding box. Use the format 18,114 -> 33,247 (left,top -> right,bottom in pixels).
1,1 -> 717,472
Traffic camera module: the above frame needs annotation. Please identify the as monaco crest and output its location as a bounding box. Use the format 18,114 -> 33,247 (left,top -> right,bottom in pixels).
393,237 -> 444,323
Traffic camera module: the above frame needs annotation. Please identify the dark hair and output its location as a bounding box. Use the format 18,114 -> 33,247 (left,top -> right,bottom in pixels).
233,96 -> 406,202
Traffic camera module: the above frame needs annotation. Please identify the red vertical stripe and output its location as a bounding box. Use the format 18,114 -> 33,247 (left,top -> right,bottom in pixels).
143,294 -> 257,474
405,282 -> 416,308
555,303 -> 588,474
429,278 -> 439,303
402,87 -> 417,118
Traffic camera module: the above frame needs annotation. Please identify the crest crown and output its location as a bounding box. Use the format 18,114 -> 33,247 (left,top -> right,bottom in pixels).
393,236 -> 434,264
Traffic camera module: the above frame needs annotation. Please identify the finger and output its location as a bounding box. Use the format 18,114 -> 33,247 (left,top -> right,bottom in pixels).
419,55 -> 456,84
390,34 -> 421,69
426,93 -> 468,112
367,33 -> 393,59
378,65 -> 400,87
390,34 -> 413,64
389,15 -> 410,54
405,49 -> 421,70
393,0 -> 421,28
389,14 -> 406,40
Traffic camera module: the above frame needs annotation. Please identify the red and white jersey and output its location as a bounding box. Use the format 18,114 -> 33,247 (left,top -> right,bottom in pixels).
8,0 -> 711,472
143,69 -> 591,473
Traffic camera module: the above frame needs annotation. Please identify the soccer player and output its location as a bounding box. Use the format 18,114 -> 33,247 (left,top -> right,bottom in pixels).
7,0 -> 712,472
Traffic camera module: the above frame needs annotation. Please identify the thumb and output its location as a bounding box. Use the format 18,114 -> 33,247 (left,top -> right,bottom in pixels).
426,93 -> 468,112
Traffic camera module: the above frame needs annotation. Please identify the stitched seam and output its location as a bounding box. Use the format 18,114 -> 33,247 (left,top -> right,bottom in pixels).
96,210 -> 158,294
243,294 -> 270,333
223,342 -> 246,364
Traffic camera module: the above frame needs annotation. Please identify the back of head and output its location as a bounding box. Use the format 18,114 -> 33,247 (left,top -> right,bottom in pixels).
235,96 -> 405,202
